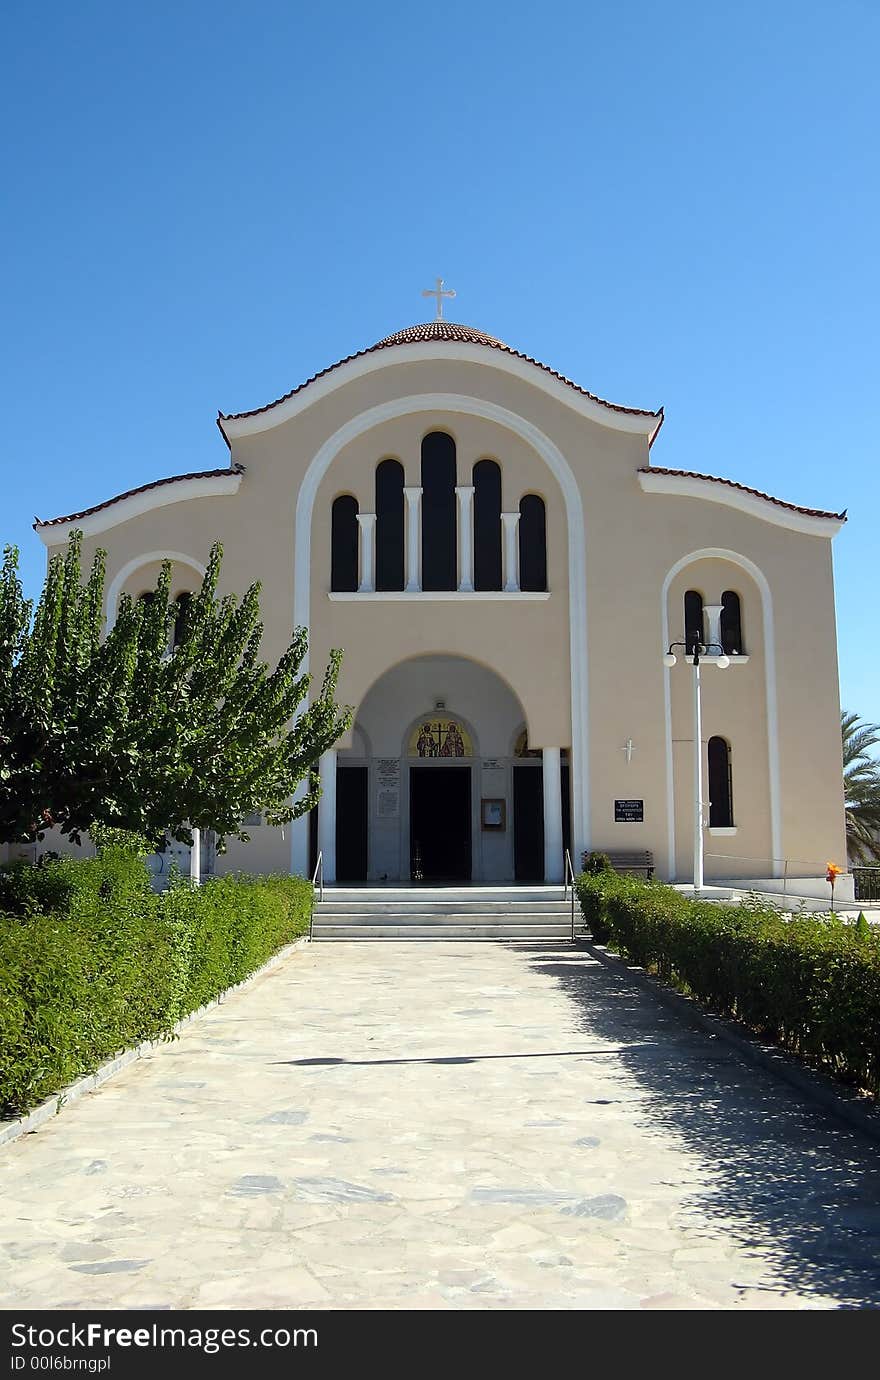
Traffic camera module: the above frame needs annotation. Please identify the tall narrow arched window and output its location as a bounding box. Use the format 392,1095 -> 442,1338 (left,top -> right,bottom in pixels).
519,494 -> 547,592
375,459 -> 404,591
421,432 -> 457,591
720,590 -> 744,655
172,593 -> 192,648
684,590 -> 704,652
473,459 -> 502,591
708,736 -> 734,827
331,495 -> 359,592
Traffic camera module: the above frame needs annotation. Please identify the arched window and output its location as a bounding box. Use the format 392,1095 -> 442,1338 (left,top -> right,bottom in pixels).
331,495 -> 359,592
172,593 -> 192,648
708,736 -> 734,827
375,459 -> 404,592
720,590 -> 744,655
519,494 -> 547,592
473,459 -> 502,591
421,432 -> 457,591
684,590 -> 704,653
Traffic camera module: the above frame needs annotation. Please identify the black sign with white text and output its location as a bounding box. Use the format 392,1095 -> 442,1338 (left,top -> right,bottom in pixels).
614,799 -> 644,822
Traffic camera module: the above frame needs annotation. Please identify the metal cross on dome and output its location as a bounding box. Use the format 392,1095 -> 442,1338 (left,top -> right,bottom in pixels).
422,277 -> 456,320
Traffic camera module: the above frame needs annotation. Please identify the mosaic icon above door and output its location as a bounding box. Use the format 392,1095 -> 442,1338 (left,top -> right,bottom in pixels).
408,719 -> 473,758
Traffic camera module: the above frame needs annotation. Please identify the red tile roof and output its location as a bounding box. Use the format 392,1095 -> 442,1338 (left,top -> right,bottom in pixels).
639,467 -> 846,522
217,320 -> 664,433
34,465 -> 244,530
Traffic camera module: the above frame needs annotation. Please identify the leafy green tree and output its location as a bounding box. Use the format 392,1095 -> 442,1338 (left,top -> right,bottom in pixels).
0,534 -> 351,854
842,710 -> 880,864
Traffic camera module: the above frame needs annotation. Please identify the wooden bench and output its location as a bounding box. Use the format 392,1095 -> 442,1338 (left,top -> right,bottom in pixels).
583,850 -> 654,880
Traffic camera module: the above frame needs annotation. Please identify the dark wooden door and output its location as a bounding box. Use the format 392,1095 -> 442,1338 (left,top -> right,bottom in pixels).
410,767 -> 471,881
336,766 -> 368,881
513,765 -> 544,881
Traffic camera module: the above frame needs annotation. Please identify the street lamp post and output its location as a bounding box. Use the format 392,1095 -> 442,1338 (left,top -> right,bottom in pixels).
663,631 -> 730,893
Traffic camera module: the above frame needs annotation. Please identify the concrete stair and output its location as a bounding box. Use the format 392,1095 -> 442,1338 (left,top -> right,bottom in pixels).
310,886 -> 577,941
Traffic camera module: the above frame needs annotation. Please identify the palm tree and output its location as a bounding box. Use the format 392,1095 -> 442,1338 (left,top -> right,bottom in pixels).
842,710 -> 880,863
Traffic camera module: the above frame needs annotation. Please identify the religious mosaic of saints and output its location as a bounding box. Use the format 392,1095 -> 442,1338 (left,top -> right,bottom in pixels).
410,719 -> 471,758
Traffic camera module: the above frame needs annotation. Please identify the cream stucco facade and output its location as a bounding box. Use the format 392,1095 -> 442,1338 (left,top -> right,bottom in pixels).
35,319 -> 848,888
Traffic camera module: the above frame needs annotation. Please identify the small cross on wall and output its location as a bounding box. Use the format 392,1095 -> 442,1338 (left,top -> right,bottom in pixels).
620,738 -> 635,764
422,277 -> 456,321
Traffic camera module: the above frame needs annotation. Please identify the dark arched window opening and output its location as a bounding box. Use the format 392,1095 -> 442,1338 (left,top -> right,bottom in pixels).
720,590 -> 744,655
473,459 -> 502,591
173,593 -> 192,648
708,736 -> 734,828
421,432 -> 457,591
684,590 -> 704,653
331,495 -> 359,592
519,494 -> 547,592
375,459 -> 404,591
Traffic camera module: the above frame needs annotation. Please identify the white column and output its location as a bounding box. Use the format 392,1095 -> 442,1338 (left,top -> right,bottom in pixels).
502,512 -> 521,593
542,747 -> 564,883
189,826 -> 201,886
318,748 -> 337,884
693,661 -> 704,893
290,777 -> 311,877
404,486 -> 422,592
704,602 -> 723,652
357,513 -> 376,593
456,485 -> 475,592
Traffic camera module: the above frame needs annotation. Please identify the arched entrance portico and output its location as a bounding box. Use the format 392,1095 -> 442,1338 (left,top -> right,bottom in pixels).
315,655 -> 569,884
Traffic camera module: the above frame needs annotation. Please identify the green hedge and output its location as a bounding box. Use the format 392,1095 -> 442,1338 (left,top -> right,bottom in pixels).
577,871 -> 880,1096
0,858 -> 312,1117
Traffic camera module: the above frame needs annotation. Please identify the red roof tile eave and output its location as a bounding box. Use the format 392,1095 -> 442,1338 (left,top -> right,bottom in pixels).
216,333 -> 663,431
34,465 -> 244,530
639,466 -> 846,522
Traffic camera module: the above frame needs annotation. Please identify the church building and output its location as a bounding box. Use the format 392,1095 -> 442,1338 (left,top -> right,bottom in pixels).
35,288 -> 849,891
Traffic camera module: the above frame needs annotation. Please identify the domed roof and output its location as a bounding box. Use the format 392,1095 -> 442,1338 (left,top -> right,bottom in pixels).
218,318 -> 664,440
377,321 -> 508,348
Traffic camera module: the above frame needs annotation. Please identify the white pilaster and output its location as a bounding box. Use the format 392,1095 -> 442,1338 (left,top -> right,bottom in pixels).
404,486 -> 422,592
704,602 -> 724,651
502,512 -> 521,593
456,485 -> 475,592
318,748 -> 337,883
542,747 -> 564,883
357,513 -> 376,593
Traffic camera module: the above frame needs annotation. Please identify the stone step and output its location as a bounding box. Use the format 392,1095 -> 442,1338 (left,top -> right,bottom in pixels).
317,905 -> 573,916
319,887 -> 566,903
311,923 -> 575,941
314,916 -> 576,927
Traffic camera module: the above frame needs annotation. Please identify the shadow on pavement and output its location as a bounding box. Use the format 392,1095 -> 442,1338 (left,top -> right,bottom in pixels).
527,945 -> 880,1309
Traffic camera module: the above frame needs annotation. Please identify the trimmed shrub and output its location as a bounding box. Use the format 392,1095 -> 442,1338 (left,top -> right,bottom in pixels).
0,845 -> 151,918
0,864 -> 312,1117
576,872 -> 880,1096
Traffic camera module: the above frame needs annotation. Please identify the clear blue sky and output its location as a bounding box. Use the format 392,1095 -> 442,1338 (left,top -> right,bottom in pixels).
2,1 -> 877,722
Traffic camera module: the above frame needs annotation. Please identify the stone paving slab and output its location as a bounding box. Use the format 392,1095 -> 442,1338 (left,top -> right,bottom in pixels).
2,942 -> 880,1310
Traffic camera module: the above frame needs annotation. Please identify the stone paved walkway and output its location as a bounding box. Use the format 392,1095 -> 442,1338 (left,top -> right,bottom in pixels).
3,942 -> 880,1310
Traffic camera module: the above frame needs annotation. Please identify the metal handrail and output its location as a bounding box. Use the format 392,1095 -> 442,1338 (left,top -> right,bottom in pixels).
564,848 -> 576,943
309,851 -> 323,941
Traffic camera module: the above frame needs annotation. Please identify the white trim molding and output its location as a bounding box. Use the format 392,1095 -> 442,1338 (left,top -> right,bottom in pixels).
661,548 -> 781,881
291,392 -> 591,876
36,471 -> 243,545
220,342 -> 659,444
328,591 -> 551,602
638,470 -> 844,537
105,551 -> 207,629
